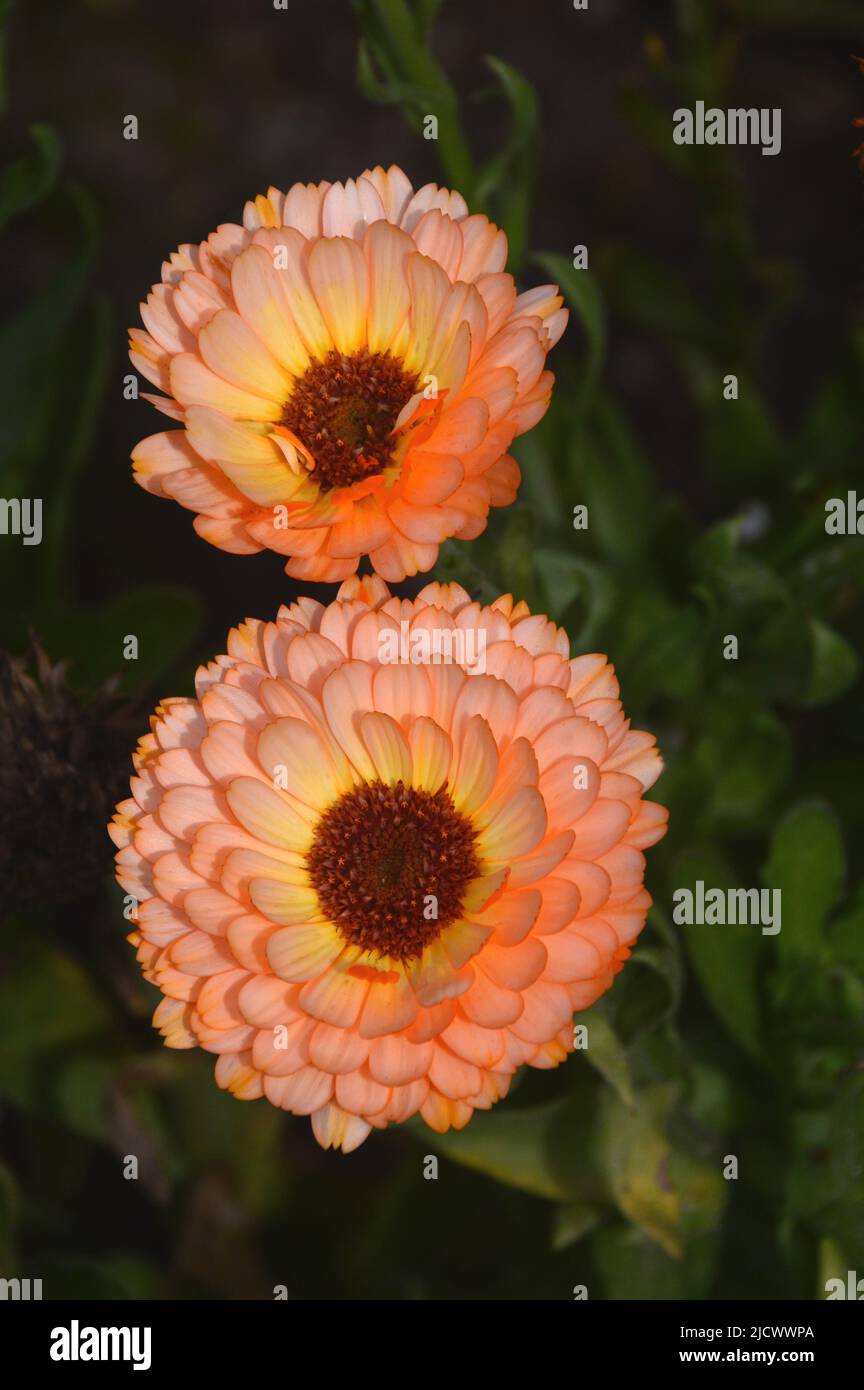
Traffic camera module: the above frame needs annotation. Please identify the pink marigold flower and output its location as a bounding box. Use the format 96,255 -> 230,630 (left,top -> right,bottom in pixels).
109,579 -> 667,1152
129,166 -> 567,582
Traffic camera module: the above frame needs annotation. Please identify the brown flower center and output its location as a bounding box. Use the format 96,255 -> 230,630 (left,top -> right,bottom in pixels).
282,348 -> 418,492
306,780 -> 480,961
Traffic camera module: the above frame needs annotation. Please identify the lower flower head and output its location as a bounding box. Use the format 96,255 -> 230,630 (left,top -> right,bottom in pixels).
110,579 -> 667,1152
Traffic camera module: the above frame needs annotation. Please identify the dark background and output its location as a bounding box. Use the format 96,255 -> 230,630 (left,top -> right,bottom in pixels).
0,0 -> 863,1301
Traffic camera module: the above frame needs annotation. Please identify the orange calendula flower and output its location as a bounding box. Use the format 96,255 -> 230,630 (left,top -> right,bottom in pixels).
129,166 -> 567,582
109,579 -> 667,1152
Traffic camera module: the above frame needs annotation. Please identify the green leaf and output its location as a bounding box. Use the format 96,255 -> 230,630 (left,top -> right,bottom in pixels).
0,936 -> 112,1107
622,605 -> 707,703
355,38 -> 396,102
674,843 -> 763,1055
32,583 -> 202,695
598,245 -> 711,346
592,1221 -> 685,1298
571,421 -> 657,569
354,41 -> 441,109
763,801 -> 845,962
414,0 -> 445,38
801,619 -> 861,708
0,124 -> 60,232
693,516 -> 788,608
535,251 -> 605,413
40,291 -> 112,594
352,0 -> 475,191
495,507 -> 541,610
477,59 -> 539,185
475,56 -> 539,269
434,538 -> 501,606
594,1087 -> 681,1257
552,1201 -> 604,1251
742,607 -> 813,704
698,373 -> 781,489
99,1255 -> 165,1301
686,1061 -> 742,1134
818,1236 -> 850,1294
618,906 -> 683,1038
51,1054 -> 117,1145
830,884 -> 864,973
415,1099 -> 601,1203
692,697 -> 791,824
0,180 -> 98,497
511,429 -> 562,528
619,85 -> 698,175
607,954 -> 682,1049
786,1076 -> 864,1269
577,1007 -> 635,1108
534,550 -> 618,645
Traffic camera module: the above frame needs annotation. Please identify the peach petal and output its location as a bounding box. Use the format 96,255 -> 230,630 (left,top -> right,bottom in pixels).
197,969 -> 248,1028
569,799 -> 631,859
184,887 -> 244,935
449,713 -> 498,814
479,886 -> 541,946
237,975 -> 296,1027
252,1017 -> 313,1075
170,930 -> 236,977
428,1043 -> 482,1100
170,353 -> 281,422
480,936 -> 547,992
364,219 -> 413,354
186,406 -> 297,506
357,973 -> 418,1039
335,1068 -> 390,1116
459,971 -> 523,1028
307,236 -> 368,355
450,674 -> 518,749
249,877 -> 321,927
476,786 -> 547,862
321,662 -> 377,779
256,716 -> 346,808
267,922 -> 343,980
507,828 -> 574,887
214,1051 -> 265,1100
441,1012 -> 505,1069
264,1065 -> 334,1115
226,776 -> 315,853
230,243 -> 311,377
298,961 -> 370,1028
360,710 -> 413,785
367,1032 -> 433,1086
420,1091 -> 474,1134
305,1021 -> 370,1076
407,940 -> 471,1008
311,1103 -> 373,1153
227,914 -> 275,972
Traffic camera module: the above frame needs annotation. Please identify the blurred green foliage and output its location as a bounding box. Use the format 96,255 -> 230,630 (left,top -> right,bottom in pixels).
0,0 -> 862,1300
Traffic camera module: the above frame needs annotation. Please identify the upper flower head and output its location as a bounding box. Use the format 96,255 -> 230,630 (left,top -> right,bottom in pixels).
110,579 -> 667,1152
130,166 -> 567,582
